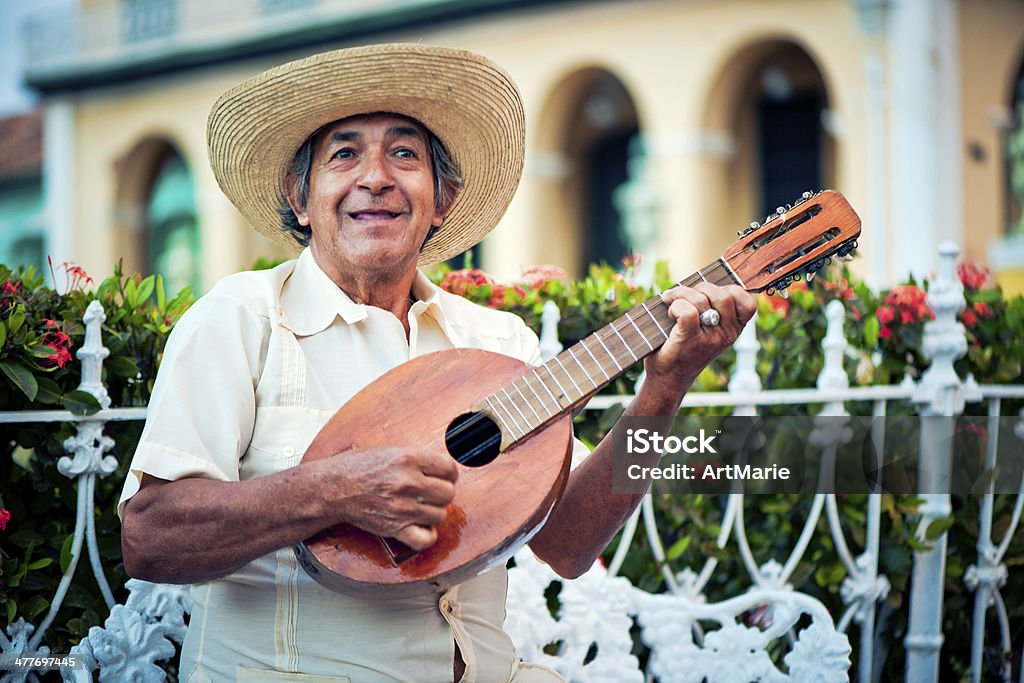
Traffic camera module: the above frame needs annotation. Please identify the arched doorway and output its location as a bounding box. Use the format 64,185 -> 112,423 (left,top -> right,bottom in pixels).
701,39 -> 834,257
114,138 -> 200,294
535,68 -> 640,275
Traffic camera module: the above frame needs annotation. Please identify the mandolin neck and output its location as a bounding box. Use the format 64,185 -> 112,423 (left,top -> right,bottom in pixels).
480,258 -> 741,444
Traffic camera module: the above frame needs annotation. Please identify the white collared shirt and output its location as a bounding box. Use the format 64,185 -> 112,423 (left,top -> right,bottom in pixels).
119,249 -> 578,683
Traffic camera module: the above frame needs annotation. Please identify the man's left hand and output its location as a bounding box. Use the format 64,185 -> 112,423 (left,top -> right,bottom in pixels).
642,283 -> 757,398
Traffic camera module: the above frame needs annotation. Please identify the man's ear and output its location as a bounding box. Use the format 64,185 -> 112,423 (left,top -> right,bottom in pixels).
284,175 -> 310,227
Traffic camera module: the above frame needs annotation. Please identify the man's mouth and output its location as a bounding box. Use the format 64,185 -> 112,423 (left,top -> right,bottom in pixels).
348,209 -> 403,220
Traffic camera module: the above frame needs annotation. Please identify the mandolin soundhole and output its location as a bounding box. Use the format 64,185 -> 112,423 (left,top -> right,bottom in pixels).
445,412 -> 501,467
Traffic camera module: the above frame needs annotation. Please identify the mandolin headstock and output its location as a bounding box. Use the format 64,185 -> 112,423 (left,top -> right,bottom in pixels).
722,190 -> 862,296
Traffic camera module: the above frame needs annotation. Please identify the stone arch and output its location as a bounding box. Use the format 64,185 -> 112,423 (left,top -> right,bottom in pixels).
532,66 -> 640,276
113,135 -> 200,293
699,37 -> 835,261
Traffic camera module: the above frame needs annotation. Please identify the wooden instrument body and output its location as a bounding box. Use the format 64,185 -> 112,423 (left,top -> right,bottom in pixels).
296,347 -> 573,597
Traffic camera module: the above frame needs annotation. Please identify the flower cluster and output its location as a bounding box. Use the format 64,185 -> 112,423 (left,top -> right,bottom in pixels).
520,264 -> 568,290
961,301 -> 994,329
439,268 -> 526,307
39,319 -> 73,369
48,257 -> 94,294
956,261 -> 990,292
0,508 -> 10,531
875,284 -> 933,341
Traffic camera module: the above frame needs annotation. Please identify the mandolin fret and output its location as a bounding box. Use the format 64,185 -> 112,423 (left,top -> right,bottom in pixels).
482,257 -> 749,445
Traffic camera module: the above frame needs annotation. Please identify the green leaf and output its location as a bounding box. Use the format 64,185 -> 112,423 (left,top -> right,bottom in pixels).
864,316 -> 880,347
27,557 -> 53,570
666,536 -> 691,560
24,595 -> 49,621
925,516 -> 954,541
136,274 -> 156,306
29,343 -> 58,359
155,274 -> 166,310
63,389 -> 102,416
4,599 -> 14,624
125,278 -> 138,309
105,355 -> 140,378
34,376 -> 62,405
0,358 -> 38,401
0,320 -> 6,349
8,304 -> 25,334
60,534 -> 76,574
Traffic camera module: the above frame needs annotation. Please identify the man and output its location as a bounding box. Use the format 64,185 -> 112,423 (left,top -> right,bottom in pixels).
119,43 -> 755,682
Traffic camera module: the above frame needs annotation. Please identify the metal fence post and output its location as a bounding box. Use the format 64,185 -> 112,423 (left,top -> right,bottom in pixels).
904,242 -> 968,682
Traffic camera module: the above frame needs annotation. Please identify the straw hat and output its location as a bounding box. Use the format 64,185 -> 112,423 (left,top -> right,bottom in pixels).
207,43 -> 525,265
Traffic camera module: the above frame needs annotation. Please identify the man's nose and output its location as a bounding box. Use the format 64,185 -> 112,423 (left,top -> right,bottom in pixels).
357,151 -> 394,194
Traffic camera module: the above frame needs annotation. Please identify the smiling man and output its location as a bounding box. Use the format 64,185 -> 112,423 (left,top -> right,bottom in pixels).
118,44 -> 755,682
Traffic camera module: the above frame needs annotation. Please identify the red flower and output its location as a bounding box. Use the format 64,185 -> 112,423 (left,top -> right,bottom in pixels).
0,509 -> 10,531
764,293 -> 790,317
488,284 -> 527,308
884,285 -> 933,325
824,277 -> 855,300
972,301 -> 993,318
48,256 -> 95,294
956,261 -> 990,292
879,325 -> 892,341
1,279 -> 19,295
962,309 -> 978,328
876,305 -> 895,325
439,268 -> 496,297
39,319 -> 74,369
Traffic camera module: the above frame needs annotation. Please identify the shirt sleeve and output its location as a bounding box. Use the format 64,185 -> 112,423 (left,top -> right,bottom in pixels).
117,292 -> 269,518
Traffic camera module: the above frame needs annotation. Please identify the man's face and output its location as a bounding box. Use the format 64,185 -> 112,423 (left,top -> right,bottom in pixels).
289,113 -> 446,283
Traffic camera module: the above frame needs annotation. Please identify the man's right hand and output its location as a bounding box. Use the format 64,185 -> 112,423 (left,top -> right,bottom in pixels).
318,446 -> 459,551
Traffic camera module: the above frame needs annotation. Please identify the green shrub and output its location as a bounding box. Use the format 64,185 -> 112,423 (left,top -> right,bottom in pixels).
1,255 -> 1022,679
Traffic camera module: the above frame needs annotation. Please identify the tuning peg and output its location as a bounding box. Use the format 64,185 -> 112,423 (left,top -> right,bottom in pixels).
801,191 -> 814,201
805,270 -> 816,283
776,206 -> 786,215
739,220 -> 761,237
778,288 -> 790,300
838,253 -> 854,262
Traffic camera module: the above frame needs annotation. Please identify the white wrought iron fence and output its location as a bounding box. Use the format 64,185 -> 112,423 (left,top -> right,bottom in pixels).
0,242 -> 1022,682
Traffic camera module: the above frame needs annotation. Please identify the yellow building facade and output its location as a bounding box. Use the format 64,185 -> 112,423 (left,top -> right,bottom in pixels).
22,0 -> 1024,293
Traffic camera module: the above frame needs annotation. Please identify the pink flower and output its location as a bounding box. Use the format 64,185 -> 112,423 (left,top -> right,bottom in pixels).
520,265 -> 568,289
439,268 -> 496,297
0,509 -> 10,531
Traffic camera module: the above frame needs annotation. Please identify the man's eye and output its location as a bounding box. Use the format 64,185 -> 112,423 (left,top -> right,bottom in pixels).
333,148 -> 355,159
395,148 -> 418,159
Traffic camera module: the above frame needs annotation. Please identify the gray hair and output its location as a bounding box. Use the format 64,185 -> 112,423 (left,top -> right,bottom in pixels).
277,126 -> 464,248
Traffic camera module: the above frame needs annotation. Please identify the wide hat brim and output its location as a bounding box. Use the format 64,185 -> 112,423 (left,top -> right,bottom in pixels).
207,43 -> 525,266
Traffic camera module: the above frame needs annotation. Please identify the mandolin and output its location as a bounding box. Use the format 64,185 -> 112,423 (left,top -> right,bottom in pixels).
295,189 -> 862,597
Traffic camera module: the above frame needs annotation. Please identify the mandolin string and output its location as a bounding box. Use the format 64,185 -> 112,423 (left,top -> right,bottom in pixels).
483,259 -> 743,447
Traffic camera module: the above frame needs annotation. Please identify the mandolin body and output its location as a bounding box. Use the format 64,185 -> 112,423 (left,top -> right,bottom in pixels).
296,347 -> 574,597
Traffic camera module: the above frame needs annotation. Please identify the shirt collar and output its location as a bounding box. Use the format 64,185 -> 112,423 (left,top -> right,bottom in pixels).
409,270 -> 466,347
279,249 -> 368,335
279,249 -> 465,345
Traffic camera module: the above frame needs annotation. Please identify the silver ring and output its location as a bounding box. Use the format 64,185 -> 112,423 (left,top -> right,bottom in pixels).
699,309 -> 721,327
